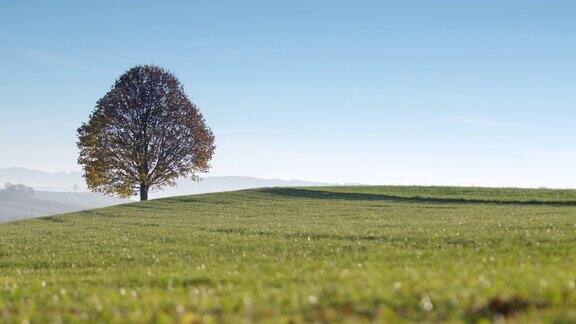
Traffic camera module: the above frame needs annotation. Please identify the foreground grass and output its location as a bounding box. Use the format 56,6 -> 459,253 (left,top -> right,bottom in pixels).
1,186 -> 576,323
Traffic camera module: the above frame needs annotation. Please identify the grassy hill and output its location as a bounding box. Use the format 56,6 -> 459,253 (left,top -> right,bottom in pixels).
1,186 -> 576,322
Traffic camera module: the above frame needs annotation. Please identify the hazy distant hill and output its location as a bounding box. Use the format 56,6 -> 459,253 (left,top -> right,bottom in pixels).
0,189 -> 129,222
0,167 -> 84,191
0,167 -> 355,221
0,167 -> 345,198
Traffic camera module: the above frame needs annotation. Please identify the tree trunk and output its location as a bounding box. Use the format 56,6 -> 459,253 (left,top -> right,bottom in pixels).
140,184 -> 148,201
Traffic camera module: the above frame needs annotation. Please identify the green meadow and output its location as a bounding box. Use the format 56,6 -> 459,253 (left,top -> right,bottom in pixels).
1,186 -> 576,323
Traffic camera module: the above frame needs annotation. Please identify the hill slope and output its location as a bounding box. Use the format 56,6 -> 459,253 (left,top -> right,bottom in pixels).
0,191 -> 130,222
1,186 -> 576,322
0,167 -> 340,197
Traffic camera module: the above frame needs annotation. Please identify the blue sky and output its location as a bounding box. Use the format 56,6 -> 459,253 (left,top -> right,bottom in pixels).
1,0 -> 576,187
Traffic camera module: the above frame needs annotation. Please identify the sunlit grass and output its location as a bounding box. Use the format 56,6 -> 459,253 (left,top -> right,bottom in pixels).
1,186 -> 576,322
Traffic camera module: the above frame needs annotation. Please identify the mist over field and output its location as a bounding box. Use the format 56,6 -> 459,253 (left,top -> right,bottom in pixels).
0,188 -> 129,222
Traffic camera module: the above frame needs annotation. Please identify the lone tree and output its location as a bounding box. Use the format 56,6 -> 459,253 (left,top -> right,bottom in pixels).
77,65 -> 215,201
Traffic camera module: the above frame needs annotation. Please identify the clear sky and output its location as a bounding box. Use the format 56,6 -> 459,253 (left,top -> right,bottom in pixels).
2,1 -> 576,187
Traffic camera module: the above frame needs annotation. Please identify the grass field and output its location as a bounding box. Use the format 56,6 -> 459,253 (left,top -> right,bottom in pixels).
1,186 -> 576,323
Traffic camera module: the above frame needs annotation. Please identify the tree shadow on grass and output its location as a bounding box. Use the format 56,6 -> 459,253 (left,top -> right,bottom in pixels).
258,188 -> 576,207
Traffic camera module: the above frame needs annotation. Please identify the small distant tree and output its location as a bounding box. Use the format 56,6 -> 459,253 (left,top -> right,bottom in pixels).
0,184 -> 34,201
77,65 -> 215,201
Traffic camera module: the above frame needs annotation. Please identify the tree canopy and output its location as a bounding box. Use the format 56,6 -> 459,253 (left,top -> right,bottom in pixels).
77,65 -> 215,200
